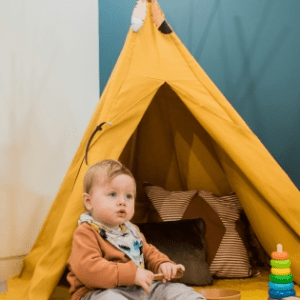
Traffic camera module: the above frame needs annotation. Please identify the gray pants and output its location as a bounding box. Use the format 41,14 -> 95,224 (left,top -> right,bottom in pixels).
82,281 -> 205,300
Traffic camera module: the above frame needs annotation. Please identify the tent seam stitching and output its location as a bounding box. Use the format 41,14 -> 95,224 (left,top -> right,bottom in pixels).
107,31 -> 138,119
170,86 -> 253,134
168,33 -> 250,129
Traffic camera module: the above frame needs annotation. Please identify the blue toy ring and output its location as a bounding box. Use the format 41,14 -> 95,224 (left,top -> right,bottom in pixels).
268,282 -> 294,291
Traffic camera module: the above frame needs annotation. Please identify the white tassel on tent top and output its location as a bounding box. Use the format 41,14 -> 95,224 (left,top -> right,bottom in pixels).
131,0 -> 148,32
131,0 -> 172,34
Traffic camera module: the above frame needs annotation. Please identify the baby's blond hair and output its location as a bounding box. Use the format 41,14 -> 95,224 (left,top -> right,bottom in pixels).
83,159 -> 136,195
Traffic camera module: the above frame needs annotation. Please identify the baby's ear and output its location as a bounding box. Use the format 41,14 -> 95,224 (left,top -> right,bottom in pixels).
83,193 -> 92,210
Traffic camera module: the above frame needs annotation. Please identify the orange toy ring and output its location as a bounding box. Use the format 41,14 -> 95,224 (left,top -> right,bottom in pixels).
271,251 -> 289,260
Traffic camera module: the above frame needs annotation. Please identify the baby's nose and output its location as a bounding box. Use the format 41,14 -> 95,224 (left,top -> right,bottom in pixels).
118,196 -> 126,205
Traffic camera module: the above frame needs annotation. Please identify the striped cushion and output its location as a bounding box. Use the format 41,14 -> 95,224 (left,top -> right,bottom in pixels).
144,184 -> 256,278
144,185 -> 197,221
144,184 -> 226,267
199,190 -> 255,278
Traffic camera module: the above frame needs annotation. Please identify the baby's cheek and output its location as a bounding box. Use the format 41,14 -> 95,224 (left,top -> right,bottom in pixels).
100,207 -> 113,218
130,202 -> 135,212
128,206 -> 135,217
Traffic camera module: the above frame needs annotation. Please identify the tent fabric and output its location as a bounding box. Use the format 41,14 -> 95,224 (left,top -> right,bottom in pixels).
6,2 -> 300,300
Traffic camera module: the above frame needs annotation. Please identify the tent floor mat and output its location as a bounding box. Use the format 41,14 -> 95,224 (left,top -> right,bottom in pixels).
45,269 -> 300,300
1,270 -> 298,299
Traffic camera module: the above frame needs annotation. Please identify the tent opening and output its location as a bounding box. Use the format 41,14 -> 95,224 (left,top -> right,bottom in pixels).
119,83 -> 233,223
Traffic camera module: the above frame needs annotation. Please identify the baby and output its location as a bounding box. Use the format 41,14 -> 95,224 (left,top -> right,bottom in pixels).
67,159 -> 206,300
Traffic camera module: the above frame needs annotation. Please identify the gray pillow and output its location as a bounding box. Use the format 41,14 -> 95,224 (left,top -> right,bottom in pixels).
136,218 -> 213,286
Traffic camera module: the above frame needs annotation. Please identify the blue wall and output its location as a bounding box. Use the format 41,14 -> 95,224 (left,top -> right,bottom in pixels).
99,0 -> 300,189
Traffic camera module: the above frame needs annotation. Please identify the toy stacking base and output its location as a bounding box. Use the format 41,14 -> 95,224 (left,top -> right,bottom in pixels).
197,289 -> 241,300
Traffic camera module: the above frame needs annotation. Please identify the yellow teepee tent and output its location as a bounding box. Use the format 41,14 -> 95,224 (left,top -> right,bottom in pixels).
6,1 -> 300,299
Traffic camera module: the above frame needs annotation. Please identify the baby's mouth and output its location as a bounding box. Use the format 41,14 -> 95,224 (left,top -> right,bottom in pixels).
117,209 -> 126,216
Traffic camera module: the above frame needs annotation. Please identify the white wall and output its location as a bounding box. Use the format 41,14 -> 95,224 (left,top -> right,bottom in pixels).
0,0 -> 99,287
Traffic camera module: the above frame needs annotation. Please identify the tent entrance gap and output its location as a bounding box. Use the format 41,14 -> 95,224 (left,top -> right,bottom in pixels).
119,83 -> 232,224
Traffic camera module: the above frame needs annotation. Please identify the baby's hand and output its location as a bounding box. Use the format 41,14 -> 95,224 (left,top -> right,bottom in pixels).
134,268 -> 154,294
158,263 -> 185,283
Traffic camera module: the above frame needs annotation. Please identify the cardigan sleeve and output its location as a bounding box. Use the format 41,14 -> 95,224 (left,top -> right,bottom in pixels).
68,224 -> 137,290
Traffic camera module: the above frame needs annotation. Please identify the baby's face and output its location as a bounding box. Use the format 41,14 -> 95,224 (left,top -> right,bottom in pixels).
84,173 -> 135,230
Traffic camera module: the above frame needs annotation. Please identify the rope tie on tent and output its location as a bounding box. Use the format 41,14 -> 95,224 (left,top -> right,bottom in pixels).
84,121 -> 112,165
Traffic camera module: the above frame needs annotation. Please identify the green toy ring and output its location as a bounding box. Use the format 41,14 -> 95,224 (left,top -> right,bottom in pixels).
270,259 -> 291,268
269,274 -> 293,284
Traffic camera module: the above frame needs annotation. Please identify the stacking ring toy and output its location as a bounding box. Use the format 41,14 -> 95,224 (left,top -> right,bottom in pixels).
268,282 -> 294,291
269,274 -> 293,284
269,289 -> 295,299
271,244 -> 288,260
271,267 -> 291,276
270,259 -> 291,268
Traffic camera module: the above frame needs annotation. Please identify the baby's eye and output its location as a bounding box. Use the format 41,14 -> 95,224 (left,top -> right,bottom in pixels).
109,192 -> 117,198
126,194 -> 133,200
